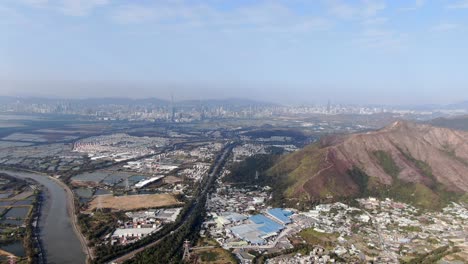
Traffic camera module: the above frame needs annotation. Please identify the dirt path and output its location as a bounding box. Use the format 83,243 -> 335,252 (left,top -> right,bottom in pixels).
302,150 -> 333,200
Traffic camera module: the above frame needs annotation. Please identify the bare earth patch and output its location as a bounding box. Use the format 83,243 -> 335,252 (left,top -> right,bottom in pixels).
87,193 -> 181,211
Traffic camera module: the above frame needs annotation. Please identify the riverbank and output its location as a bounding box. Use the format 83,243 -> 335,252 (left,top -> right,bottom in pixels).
0,167 -> 89,264
48,175 -> 94,262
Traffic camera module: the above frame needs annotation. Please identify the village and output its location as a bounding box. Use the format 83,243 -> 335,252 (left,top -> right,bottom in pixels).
198,158 -> 468,264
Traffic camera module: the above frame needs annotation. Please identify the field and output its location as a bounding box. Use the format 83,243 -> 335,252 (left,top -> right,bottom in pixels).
87,193 -> 181,211
193,248 -> 237,264
298,228 -> 338,249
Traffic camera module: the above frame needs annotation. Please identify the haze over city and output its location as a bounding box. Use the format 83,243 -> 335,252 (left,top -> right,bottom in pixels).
2,0 -> 468,104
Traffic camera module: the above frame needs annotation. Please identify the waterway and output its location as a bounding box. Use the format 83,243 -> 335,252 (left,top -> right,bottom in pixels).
0,170 -> 86,264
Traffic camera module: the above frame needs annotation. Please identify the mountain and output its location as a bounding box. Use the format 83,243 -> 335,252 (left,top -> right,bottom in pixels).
428,115 -> 468,131
445,100 -> 468,110
268,120 -> 468,209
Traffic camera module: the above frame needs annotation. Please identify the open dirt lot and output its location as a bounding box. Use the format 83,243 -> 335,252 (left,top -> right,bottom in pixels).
87,193 -> 181,211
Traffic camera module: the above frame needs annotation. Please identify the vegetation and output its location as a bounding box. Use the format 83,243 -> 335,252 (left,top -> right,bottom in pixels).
79,210 -> 126,247
402,246 -> 460,264
194,248 -> 237,264
250,243 -> 346,264
372,150 -> 400,178
398,147 -> 436,185
298,228 -> 337,249
199,251 -> 217,261
342,165 -> 459,210
399,225 -> 422,233
267,144 -> 328,207
348,166 -> 369,195
224,154 -> 281,185
223,153 -> 291,207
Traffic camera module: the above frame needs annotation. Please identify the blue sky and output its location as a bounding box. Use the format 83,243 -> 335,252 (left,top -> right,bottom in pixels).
1,0 -> 468,104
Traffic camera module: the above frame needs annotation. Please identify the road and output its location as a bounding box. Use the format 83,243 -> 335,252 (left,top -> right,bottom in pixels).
108,143 -> 234,264
362,209 -> 398,262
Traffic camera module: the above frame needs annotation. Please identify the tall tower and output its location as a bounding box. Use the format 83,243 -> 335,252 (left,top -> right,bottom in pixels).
182,240 -> 191,261
8,255 -> 16,264
171,94 -> 176,122
327,99 -> 331,114
125,178 -> 130,191
97,195 -> 103,212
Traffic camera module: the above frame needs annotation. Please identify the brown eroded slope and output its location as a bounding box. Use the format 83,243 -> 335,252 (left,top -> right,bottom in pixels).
270,120 -> 468,207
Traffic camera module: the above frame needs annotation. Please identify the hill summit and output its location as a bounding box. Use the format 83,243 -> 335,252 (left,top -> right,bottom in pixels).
269,120 -> 468,209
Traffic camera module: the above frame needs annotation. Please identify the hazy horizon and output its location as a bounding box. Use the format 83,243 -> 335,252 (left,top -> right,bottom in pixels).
2,0 -> 468,105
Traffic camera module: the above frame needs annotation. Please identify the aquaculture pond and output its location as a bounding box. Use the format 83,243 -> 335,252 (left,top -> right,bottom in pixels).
0,219 -> 24,226
13,199 -> 33,206
0,201 -> 13,207
0,241 -> 26,257
3,207 -> 30,219
94,188 -> 111,195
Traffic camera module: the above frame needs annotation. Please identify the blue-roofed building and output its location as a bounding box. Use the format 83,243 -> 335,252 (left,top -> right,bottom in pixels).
222,212 -> 247,222
266,208 -> 293,225
249,214 -> 284,234
229,224 -> 266,245
227,209 -> 294,246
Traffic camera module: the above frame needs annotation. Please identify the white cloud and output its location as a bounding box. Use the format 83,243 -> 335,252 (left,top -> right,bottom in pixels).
17,0 -> 49,7
400,0 -> 425,11
13,0 -> 109,16
325,0 -> 357,19
361,0 -> 386,17
362,17 -> 388,26
431,22 -> 459,32
353,28 -> 405,50
111,5 -> 157,24
58,0 -> 109,16
0,6 -> 30,25
447,0 -> 468,9
325,0 -> 386,19
110,1 -> 331,34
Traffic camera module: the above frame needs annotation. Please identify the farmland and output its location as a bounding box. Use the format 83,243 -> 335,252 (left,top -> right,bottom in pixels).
87,193 -> 181,211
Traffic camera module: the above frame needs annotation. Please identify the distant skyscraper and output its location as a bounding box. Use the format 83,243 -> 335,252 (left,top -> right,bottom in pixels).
171,94 -> 175,122
327,99 -> 331,113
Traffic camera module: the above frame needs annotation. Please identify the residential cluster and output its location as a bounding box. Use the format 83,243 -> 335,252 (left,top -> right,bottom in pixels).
232,144 -> 266,162
73,133 -> 168,162
268,246 -> 335,264
269,198 -> 468,263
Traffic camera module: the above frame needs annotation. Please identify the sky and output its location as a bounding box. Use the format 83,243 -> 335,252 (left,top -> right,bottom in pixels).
1,0 -> 468,105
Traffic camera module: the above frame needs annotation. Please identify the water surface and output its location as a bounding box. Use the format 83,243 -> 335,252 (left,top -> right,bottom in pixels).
0,170 -> 86,264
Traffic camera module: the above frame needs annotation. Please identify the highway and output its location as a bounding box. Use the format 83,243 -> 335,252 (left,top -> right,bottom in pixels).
108,143 -> 234,264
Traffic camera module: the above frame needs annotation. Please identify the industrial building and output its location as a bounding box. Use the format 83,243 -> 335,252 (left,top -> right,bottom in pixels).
228,208 -> 293,245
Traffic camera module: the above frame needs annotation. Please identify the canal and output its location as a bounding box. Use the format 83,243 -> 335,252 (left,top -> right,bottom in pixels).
0,170 -> 86,264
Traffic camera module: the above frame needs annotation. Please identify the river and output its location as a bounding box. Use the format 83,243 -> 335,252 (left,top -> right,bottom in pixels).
0,170 -> 86,264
